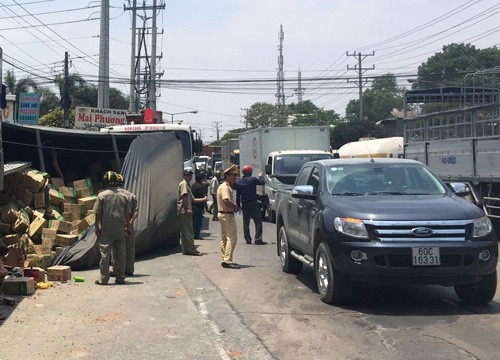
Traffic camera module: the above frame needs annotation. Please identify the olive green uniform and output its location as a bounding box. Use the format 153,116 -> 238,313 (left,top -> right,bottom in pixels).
177,178 -> 197,254
93,188 -> 131,284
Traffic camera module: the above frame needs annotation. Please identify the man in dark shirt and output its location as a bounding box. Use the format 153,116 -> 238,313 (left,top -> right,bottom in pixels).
235,165 -> 267,245
191,171 -> 208,239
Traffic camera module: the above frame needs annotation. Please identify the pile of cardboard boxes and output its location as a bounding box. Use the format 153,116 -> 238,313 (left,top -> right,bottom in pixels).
0,169 -> 99,292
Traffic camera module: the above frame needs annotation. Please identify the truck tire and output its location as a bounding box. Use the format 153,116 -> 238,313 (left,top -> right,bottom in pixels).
315,242 -> 352,305
266,207 -> 276,223
279,226 -> 303,274
454,270 -> 497,305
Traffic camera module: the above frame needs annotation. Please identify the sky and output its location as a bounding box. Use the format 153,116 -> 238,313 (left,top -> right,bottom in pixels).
1,0 -> 499,143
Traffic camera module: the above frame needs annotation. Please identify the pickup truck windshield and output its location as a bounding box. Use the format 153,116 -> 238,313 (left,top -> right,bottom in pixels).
275,153 -> 333,175
327,164 -> 447,195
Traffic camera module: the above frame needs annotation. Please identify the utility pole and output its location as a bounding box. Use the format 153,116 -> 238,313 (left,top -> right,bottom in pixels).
63,51 -> 70,128
98,0 -> 109,108
124,1 -> 165,113
276,25 -> 286,126
294,68 -> 304,102
212,121 -> 222,142
128,0 -> 137,112
346,51 -> 375,121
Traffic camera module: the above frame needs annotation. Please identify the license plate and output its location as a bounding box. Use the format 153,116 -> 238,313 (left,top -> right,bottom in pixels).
412,247 -> 440,266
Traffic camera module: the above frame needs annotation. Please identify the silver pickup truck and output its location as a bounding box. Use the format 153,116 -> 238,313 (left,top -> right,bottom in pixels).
274,158 -> 498,305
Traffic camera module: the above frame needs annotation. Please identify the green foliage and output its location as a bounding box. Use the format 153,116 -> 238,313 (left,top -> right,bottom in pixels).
330,119 -> 385,149
39,108 -> 76,128
245,102 -> 280,128
344,73 -> 403,123
220,128 -> 246,142
288,100 -> 340,126
416,43 -> 500,88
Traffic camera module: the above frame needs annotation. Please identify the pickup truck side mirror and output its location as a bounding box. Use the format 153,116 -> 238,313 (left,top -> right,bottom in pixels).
265,164 -> 272,176
291,185 -> 317,200
448,182 -> 470,197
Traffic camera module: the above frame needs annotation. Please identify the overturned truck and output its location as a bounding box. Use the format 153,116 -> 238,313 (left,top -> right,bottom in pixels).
1,122 -> 186,269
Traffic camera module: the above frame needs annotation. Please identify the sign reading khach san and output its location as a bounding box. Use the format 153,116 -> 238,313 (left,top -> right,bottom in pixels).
75,107 -> 127,130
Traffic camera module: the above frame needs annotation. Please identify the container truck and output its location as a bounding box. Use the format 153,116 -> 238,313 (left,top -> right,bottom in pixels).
238,126 -> 333,222
403,80 -> 500,232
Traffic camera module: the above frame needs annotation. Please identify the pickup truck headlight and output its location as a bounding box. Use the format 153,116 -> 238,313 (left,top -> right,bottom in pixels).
334,217 -> 369,239
473,216 -> 492,238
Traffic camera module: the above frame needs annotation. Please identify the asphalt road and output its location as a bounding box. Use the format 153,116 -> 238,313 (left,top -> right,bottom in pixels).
1,213 -> 499,360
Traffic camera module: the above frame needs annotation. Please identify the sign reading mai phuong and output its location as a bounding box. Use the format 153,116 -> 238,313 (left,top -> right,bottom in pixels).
18,92 -> 41,125
75,107 -> 127,130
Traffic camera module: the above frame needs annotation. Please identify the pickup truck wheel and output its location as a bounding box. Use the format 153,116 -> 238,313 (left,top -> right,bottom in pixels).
454,270 -> 497,305
315,243 -> 352,305
279,226 -> 303,274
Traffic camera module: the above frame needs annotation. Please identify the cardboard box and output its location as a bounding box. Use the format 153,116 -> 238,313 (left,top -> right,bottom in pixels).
3,246 -> 24,267
21,233 -> 36,253
50,178 -> 65,189
1,203 -> 19,223
12,209 -> 30,233
62,212 -> 74,222
48,208 -> 64,221
49,189 -> 65,205
70,178 -> 93,193
63,203 -> 87,220
64,196 -> 77,204
78,196 -> 97,210
26,170 -> 48,193
54,234 -> 78,247
48,219 -> 72,234
28,216 -> 47,240
33,209 -> 46,219
0,221 -> 11,234
22,189 -> 34,207
23,267 -> 46,282
59,186 -> 77,198
1,233 -> 20,246
33,192 -> 48,209
26,254 -> 52,269
3,277 -> 35,295
47,265 -> 71,281
41,228 -> 57,252
33,244 -> 46,255
76,188 -> 92,198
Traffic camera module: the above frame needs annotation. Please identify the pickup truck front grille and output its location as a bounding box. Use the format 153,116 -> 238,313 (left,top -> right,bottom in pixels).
364,220 -> 473,242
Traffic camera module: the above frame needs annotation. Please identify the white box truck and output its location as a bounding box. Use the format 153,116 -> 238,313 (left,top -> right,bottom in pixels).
238,126 -> 333,222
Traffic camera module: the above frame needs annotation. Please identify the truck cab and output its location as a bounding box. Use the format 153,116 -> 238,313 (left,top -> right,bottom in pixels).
263,150 -> 333,222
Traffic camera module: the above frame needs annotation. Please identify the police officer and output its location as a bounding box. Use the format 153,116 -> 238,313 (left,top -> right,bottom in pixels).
116,174 -> 138,275
94,171 -> 132,285
235,164 -> 267,245
218,165 -> 240,268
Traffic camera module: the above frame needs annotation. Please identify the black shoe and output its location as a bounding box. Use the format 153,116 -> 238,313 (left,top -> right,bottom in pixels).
246,240 -> 252,244
115,279 -> 127,284
254,240 -> 267,245
221,262 -> 240,269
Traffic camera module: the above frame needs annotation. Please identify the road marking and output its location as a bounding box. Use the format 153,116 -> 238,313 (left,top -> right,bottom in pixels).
194,296 -> 232,360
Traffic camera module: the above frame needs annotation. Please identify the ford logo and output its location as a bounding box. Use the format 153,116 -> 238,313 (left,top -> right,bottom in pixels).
412,227 -> 434,236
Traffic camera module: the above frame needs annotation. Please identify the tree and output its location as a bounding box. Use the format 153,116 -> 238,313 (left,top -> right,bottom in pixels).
415,43 -> 500,88
287,100 -> 340,126
219,128 -> 246,143
344,73 -> 403,123
244,102 -> 279,128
